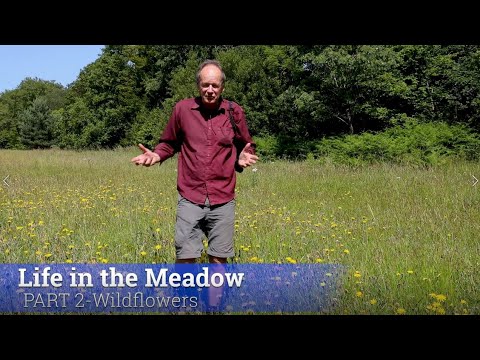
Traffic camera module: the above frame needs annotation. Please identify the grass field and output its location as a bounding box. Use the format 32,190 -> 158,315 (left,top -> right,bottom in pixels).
0,148 -> 479,315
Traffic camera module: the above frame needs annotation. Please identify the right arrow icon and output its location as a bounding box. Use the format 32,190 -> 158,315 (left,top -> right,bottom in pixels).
473,175 -> 478,187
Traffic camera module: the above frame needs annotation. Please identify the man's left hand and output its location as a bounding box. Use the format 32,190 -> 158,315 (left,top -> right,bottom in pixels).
238,143 -> 259,168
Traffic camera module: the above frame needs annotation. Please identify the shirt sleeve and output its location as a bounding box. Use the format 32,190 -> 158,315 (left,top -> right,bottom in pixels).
153,104 -> 182,163
232,103 -> 256,173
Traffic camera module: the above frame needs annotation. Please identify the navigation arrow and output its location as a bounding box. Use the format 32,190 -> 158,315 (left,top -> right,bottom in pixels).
3,175 -> 10,187
473,175 -> 478,187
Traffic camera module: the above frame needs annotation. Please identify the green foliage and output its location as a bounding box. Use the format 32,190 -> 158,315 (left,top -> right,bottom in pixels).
67,46 -> 145,148
18,97 -> 55,149
138,45 -> 201,107
9,77 -> 66,111
218,45 -> 285,136
167,52 -> 201,102
397,45 -> 480,128
0,95 -> 19,148
0,78 -> 66,148
314,121 -> 480,166
53,98 -> 95,149
300,45 -> 409,135
3,45 -> 480,157
123,107 -> 168,149
272,87 -> 325,140
252,135 -> 278,161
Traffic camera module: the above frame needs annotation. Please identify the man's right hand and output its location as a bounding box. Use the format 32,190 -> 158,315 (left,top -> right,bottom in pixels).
131,144 -> 161,167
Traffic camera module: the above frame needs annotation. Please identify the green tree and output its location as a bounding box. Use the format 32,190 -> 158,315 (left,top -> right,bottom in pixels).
398,45 -> 480,130
18,97 -> 54,149
301,45 -> 408,135
66,46 -> 144,147
0,78 -> 66,148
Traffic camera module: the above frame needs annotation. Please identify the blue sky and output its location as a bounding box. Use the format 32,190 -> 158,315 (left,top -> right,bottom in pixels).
0,45 -> 105,93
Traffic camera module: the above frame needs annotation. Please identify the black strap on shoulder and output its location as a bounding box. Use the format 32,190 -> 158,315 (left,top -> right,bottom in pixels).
228,101 -> 239,136
228,101 -> 244,173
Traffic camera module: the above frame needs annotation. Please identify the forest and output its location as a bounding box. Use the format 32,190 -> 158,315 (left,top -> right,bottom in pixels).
1,45 -> 479,164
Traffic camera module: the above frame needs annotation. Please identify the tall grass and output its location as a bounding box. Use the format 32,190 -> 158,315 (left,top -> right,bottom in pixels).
0,148 -> 478,314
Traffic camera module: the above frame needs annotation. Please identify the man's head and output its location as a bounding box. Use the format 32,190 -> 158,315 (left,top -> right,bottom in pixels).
196,60 -> 225,110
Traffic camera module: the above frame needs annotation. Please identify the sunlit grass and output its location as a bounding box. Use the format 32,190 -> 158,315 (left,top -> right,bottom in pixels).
0,148 -> 479,314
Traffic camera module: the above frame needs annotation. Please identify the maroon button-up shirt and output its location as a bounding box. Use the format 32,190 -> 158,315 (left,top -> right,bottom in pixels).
153,97 -> 256,206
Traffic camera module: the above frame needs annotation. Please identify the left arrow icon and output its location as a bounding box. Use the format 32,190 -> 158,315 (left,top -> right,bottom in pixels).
3,175 -> 10,186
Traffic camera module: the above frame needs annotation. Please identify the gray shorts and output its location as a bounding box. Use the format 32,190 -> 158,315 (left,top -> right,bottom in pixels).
175,194 -> 235,260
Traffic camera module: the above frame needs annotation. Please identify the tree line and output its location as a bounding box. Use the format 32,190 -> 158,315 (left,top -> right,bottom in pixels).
1,45 -> 479,162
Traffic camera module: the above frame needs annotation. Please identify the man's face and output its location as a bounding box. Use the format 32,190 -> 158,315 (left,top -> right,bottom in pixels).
198,65 -> 224,109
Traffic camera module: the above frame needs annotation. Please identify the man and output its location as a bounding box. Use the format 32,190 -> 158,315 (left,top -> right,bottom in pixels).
131,59 -> 258,266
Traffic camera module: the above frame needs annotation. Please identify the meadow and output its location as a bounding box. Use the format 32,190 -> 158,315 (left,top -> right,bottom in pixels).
0,148 -> 479,315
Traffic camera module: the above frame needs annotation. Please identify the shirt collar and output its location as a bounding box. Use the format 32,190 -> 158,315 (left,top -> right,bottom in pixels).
192,96 -> 227,114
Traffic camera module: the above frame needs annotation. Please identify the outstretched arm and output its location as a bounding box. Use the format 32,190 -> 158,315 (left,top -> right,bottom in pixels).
131,144 -> 161,167
238,143 -> 259,169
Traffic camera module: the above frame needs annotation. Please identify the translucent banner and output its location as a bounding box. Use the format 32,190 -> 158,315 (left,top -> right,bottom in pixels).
0,264 -> 344,314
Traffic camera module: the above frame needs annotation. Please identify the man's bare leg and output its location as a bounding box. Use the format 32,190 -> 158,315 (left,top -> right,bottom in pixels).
208,255 -> 226,310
